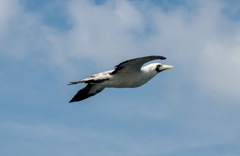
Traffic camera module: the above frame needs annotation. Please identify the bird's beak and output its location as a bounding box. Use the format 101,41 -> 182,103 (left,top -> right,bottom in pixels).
160,65 -> 173,71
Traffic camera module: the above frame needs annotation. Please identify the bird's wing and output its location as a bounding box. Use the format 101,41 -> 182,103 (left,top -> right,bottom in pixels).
111,55 -> 166,75
69,84 -> 104,103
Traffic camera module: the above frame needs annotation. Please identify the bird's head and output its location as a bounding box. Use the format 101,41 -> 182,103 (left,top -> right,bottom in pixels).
142,63 -> 173,75
155,63 -> 173,73
150,63 -> 173,73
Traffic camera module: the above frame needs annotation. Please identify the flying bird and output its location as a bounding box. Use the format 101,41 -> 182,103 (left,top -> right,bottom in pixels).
68,55 -> 173,103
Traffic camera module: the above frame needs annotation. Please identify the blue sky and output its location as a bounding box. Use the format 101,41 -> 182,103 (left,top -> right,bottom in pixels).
1,0 -> 240,155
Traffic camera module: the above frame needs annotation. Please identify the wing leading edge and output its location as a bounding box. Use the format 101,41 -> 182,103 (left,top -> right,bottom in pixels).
111,55 -> 166,75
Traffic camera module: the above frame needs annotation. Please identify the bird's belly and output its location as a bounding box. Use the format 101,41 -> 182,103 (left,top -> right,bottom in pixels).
100,73 -> 149,88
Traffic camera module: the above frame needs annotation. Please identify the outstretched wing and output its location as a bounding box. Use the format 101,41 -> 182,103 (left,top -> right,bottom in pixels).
111,55 -> 166,75
69,84 -> 104,103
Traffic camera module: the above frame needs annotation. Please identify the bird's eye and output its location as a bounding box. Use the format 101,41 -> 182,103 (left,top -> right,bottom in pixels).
157,65 -> 161,68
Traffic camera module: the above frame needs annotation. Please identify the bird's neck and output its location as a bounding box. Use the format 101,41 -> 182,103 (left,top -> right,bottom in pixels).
141,66 -> 158,78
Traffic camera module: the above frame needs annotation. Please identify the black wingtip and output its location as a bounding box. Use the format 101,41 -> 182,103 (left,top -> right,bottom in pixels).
157,55 -> 166,60
69,97 -> 76,103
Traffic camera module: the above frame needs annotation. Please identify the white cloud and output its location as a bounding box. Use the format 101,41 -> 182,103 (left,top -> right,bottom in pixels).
2,0 -> 239,90
65,0 -> 143,63
0,0 -> 56,60
0,0 -> 17,35
60,0 -> 240,101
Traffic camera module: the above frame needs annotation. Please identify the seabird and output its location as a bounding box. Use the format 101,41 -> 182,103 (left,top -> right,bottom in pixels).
69,55 -> 173,102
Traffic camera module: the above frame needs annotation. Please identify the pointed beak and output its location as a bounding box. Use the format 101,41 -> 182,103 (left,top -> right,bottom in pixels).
160,65 -> 173,70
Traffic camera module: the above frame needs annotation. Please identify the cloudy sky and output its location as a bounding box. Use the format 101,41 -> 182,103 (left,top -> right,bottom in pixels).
1,0 -> 240,155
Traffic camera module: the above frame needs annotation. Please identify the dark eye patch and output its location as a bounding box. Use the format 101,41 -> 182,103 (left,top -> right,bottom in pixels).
156,65 -> 161,72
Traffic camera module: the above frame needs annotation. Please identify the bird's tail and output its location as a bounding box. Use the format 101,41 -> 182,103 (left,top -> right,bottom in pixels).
68,81 -> 84,85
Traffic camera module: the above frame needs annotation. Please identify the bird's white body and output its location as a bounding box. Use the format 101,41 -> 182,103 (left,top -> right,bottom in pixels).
92,64 -> 158,88
69,55 -> 173,102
